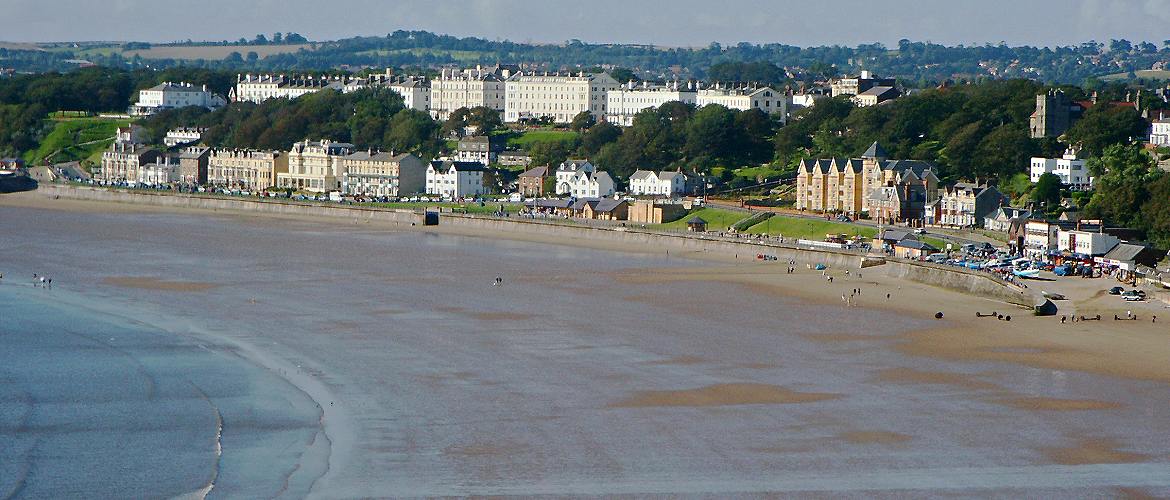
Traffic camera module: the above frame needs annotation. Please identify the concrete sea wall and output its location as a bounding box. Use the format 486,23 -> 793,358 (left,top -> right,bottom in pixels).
35,184 -> 1036,308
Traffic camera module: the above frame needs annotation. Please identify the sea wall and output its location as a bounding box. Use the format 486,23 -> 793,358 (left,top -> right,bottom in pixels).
34,184 -> 1036,308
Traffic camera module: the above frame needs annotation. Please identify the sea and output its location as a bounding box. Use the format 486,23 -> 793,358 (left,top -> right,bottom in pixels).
2,202 -> 1170,497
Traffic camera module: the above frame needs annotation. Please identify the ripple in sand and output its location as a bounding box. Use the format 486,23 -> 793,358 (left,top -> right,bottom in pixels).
102,276 -> 218,292
996,397 -> 1122,411
609,383 -> 840,408
644,355 -> 705,365
839,430 -> 913,445
1040,437 -> 1150,465
873,367 -> 1000,391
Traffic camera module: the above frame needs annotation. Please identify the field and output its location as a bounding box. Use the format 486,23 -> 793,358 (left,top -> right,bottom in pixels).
654,207 -> 750,231
24,115 -> 132,167
121,44 -> 312,60
744,214 -> 877,239
506,129 -> 579,149
1101,69 -> 1170,81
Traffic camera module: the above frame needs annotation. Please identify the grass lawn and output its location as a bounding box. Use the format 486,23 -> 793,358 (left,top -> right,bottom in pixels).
654,207 -> 750,231
507,130 -> 579,149
744,215 -> 877,239
732,165 -> 787,179
23,116 -> 131,165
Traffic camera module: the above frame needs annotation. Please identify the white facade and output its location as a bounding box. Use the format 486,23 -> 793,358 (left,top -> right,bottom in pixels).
277,139 -> 355,193
1058,229 -> 1120,256
425,160 -> 485,199
555,160 -> 594,195
605,83 -> 697,126
628,170 -> 687,196
1030,149 -> 1094,190
430,67 -> 508,121
164,127 -> 205,147
138,162 -> 181,186
505,72 -> 620,123
233,74 -> 346,103
561,170 -> 615,198
132,82 -> 225,116
1151,119 -> 1170,146
695,85 -> 787,120
344,71 -> 431,112
1023,220 -> 1060,258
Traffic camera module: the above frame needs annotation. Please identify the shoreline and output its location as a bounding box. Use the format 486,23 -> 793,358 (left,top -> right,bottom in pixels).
15,184 -> 1036,307
0,281 -> 339,497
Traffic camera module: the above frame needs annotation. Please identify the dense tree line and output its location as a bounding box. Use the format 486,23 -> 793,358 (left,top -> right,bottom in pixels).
1083,144 -> 1170,249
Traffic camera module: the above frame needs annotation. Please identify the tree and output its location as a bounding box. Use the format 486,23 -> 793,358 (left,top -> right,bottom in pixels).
1064,104 -> 1146,156
246,51 -> 259,63
1142,174 -> 1170,249
467,106 -> 501,135
1032,172 -> 1063,210
570,111 -> 595,132
224,52 -> 243,63
579,121 -> 620,156
529,140 -> 575,168
685,104 -> 736,169
609,67 -> 637,84
1083,144 -> 1158,228
272,32 -> 283,44
253,34 -> 269,45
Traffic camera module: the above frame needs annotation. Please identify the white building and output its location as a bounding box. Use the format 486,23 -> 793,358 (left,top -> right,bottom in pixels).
341,151 -> 426,197
131,82 -> 225,116
504,72 -> 620,124
1058,229 -> 1120,257
163,127 -> 205,147
233,74 -> 347,103
426,160 -> 485,199
429,66 -> 511,121
138,161 -> 182,186
1030,148 -> 1093,190
1150,114 -> 1170,146
1023,220 -> 1063,259
555,159 -> 615,198
276,139 -> 355,192
605,82 -> 697,126
627,170 -> 688,196
555,160 -> 594,195
344,70 -> 431,112
695,85 -> 786,120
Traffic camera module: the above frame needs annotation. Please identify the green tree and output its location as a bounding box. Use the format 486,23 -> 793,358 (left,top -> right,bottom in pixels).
1032,172 -> 1063,210
1083,144 -> 1158,228
1064,104 -> 1146,156
569,111 -> 596,132
1142,174 -> 1170,249
579,121 -> 621,156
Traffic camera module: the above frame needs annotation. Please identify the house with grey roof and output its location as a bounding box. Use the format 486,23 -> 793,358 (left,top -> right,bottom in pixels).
628,169 -> 688,196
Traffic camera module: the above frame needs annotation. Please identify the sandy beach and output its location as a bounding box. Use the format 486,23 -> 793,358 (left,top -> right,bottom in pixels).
3,190 -> 1170,496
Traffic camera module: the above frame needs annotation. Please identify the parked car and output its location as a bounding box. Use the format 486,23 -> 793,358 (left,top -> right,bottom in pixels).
914,228 -> 927,234
1123,292 -> 1145,301
1108,286 -> 1125,295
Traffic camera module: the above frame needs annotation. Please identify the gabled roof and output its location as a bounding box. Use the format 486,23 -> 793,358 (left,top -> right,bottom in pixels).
896,239 -> 937,251
862,141 -> 888,159
594,198 -> 627,212
629,170 -> 656,181
877,229 -> 916,242
430,160 -> 484,172
687,216 -> 707,224
518,166 -> 549,178
658,171 -> 686,181
559,159 -> 592,171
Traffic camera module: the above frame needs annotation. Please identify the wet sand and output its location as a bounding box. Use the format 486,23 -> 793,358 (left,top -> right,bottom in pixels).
4,192 -> 1170,496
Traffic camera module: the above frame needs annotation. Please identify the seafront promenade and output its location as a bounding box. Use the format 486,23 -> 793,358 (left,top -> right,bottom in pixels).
33,183 -> 1037,307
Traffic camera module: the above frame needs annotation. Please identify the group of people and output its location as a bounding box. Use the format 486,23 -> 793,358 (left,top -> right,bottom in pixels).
31,273 -> 52,288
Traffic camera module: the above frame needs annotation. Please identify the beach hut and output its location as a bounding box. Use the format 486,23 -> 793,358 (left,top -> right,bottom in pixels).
686,216 -> 708,232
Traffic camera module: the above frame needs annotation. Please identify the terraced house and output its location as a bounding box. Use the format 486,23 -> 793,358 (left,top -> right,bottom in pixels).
795,142 -> 940,225
505,72 -> 619,124
341,151 -> 426,197
207,149 -> 288,189
277,139 -> 355,193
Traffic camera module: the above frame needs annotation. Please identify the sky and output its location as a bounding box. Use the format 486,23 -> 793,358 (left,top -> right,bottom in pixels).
3,0 -> 1170,47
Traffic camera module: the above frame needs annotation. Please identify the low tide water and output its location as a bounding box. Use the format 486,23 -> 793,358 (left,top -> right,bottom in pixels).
3,204 -> 1170,497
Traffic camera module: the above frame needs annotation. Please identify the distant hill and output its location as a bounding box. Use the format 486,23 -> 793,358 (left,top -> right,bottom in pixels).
3,31 -> 1170,85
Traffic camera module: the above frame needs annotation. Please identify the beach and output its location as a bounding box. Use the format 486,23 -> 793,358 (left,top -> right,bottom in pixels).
2,191 -> 1170,497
